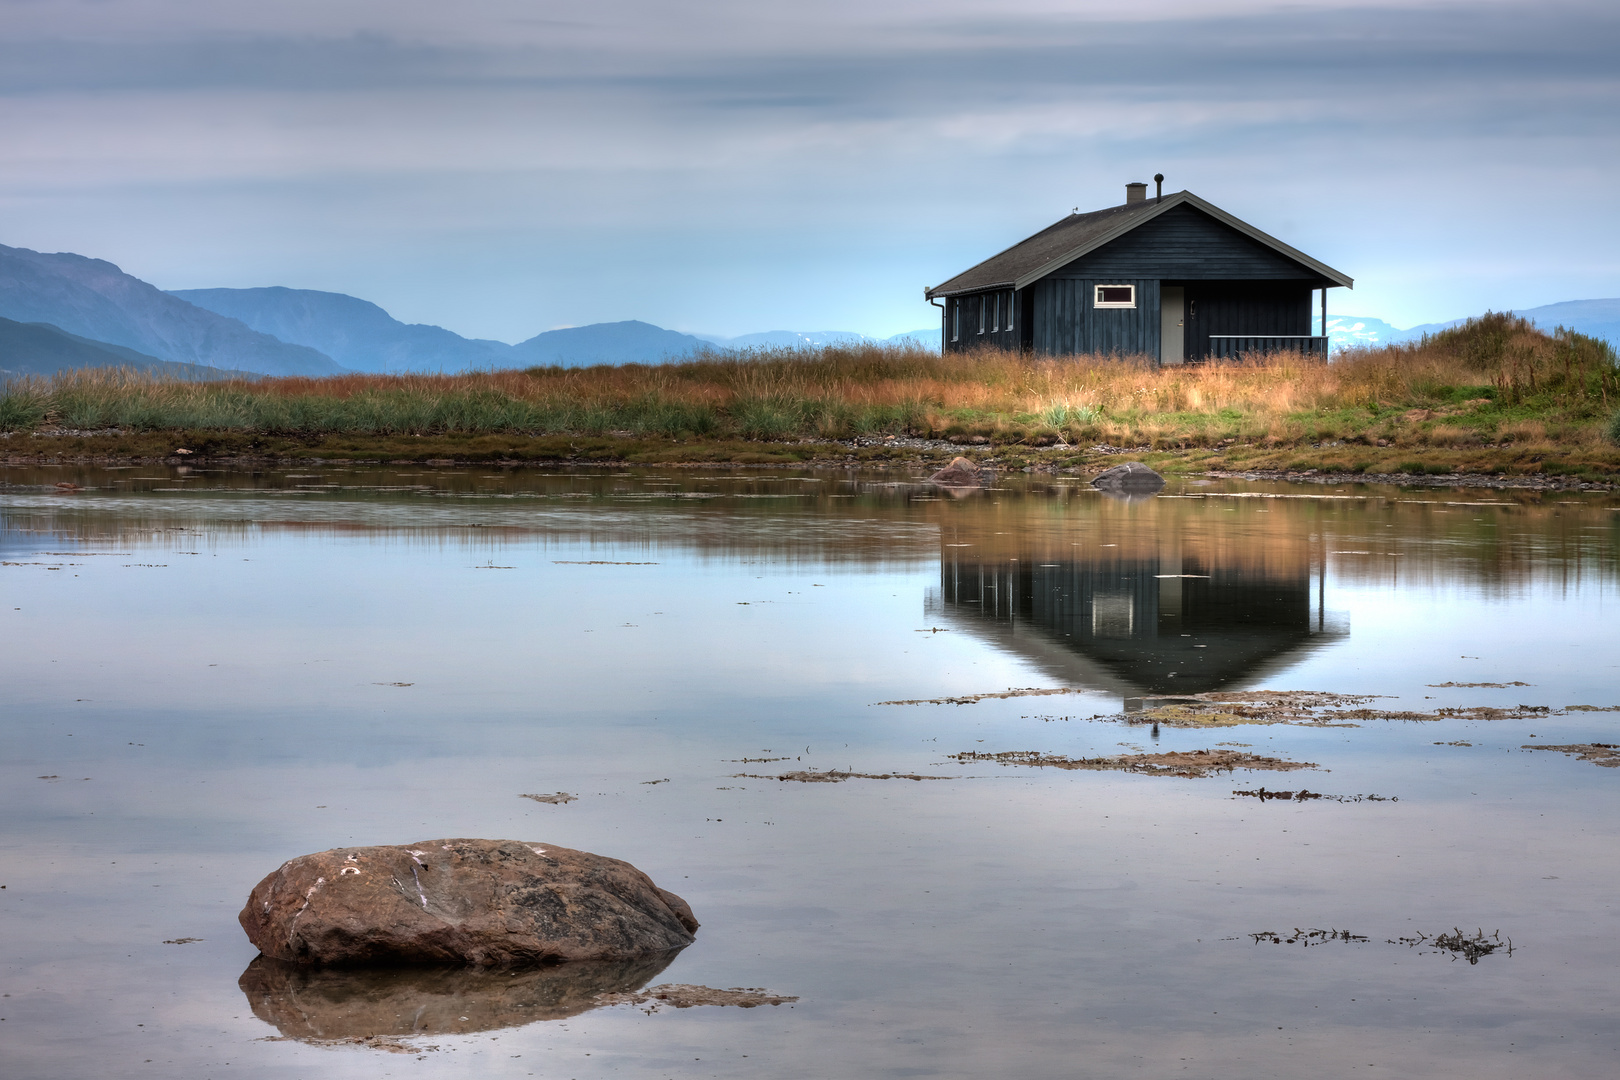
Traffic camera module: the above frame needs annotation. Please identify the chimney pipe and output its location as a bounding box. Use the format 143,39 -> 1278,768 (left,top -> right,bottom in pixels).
1125,182 -> 1148,204
1154,173 -> 1164,201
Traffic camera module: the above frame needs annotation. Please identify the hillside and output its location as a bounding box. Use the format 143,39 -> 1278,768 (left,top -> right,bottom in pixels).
509,320 -> 712,368
1335,299 -> 1620,351
0,244 -> 343,377
170,287 -> 512,374
0,317 -> 257,380
697,328 -> 939,350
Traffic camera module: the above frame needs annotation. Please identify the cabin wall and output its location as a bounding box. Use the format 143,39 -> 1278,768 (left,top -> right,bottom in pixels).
943,289 -> 1021,353
1184,282 -> 1313,360
1030,278 -> 1160,357
1054,204 -> 1323,281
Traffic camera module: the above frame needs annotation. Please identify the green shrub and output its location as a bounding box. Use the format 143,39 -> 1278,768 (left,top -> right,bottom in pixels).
1608,409 -> 1620,446
0,385 -> 49,431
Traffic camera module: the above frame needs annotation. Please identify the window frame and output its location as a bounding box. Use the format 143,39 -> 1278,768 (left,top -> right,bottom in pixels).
1005,289 -> 1015,332
1094,284 -> 1136,309
977,294 -> 986,334
991,292 -> 1001,333
950,299 -> 960,342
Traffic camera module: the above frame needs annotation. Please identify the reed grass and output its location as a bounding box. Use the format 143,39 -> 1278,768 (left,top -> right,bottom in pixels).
3,313 -> 1615,454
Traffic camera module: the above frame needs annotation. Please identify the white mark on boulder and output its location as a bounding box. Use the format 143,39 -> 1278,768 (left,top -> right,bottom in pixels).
410,865 -> 429,910
340,866 -> 360,876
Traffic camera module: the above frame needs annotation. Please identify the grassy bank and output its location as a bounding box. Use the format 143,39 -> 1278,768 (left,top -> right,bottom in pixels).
3,313 -> 1617,477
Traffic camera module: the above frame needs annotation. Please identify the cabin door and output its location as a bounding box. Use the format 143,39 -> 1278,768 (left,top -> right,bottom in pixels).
1159,286 -> 1185,365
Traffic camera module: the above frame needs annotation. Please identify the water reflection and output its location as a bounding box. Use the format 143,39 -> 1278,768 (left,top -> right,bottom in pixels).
239,951 -> 680,1040
932,557 -> 1344,697
929,506 -> 1348,696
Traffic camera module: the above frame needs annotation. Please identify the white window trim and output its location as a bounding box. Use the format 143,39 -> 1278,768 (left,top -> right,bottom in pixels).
977,295 -> 986,334
1094,284 -> 1136,309
950,300 -> 960,341
991,292 -> 1000,333
1005,290 -> 1014,331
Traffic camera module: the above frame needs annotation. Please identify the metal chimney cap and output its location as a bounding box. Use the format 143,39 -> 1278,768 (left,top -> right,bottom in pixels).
1125,182 -> 1148,204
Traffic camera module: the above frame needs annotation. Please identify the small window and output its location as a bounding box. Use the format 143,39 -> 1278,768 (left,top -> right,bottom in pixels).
1095,284 -> 1135,309
950,300 -> 960,342
992,292 -> 1001,333
977,295 -> 986,334
1005,290 -> 1015,331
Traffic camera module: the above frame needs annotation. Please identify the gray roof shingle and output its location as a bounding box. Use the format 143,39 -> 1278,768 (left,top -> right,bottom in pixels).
925,191 -> 1351,298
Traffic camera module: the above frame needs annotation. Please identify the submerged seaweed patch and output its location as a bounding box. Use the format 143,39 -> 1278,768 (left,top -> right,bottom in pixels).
1232,788 -> 1395,803
1102,690 -> 1608,728
1428,681 -> 1532,688
736,769 -> 955,783
874,687 -> 1090,706
1522,743 -> 1620,768
1240,927 -> 1513,965
950,748 -> 1315,778
594,984 -> 798,1011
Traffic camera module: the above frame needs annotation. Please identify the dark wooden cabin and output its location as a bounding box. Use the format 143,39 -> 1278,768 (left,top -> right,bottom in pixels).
925,182 -> 1352,363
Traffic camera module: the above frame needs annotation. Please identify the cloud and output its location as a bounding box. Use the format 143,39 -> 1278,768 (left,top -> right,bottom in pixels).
0,1 -> 1616,337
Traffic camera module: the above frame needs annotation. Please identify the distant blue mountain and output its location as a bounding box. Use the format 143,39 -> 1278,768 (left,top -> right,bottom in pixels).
0,316 -> 257,380
172,290 -> 721,371
1324,315 -> 1407,351
0,244 -> 343,377
1332,299 -> 1620,352
509,321 -> 714,368
697,328 -> 940,351
171,287 -> 510,374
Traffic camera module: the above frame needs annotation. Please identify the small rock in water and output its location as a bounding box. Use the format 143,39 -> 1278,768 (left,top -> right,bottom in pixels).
928,456 -> 985,487
239,839 -> 698,966
1091,461 -> 1165,492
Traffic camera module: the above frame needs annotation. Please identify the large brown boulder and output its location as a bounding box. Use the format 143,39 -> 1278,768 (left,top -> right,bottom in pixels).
928,456 -> 985,487
239,839 -> 698,966
1091,461 -> 1165,493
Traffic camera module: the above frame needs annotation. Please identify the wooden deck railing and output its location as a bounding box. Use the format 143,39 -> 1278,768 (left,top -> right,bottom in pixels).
1205,335 -> 1329,360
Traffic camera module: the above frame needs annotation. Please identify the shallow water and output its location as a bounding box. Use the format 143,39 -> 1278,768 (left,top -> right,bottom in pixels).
2,464 -> 1617,1079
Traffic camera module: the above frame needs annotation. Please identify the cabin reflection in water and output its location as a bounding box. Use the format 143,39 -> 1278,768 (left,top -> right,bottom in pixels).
929,549 -> 1345,697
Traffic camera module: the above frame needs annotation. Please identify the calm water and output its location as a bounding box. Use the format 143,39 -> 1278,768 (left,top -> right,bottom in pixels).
1,464 -> 1617,1079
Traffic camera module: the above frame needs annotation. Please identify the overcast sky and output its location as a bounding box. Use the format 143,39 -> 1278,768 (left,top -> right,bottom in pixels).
2,0 -> 1616,341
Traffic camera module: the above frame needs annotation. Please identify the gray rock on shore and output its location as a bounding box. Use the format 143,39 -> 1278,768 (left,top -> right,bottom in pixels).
928,456 -> 985,486
1090,461 -> 1165,493
239,839 -> 698,966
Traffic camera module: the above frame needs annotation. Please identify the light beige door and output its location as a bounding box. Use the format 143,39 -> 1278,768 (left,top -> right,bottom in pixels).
1160,286 -> 1185,365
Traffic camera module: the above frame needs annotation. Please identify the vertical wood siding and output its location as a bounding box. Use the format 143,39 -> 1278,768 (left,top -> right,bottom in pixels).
1184,283 -> 1312,360
1032,278 -> 1160,357
944,289 -> 1021,353
1053,204 -> 1325,281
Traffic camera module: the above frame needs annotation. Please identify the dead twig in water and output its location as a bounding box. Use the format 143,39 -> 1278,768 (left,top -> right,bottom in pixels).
1391,928 -> 1513,964
1232,788 -> 1395,803
519,792 -> 578,804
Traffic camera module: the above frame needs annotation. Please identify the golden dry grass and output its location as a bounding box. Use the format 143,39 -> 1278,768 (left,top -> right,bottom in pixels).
2,313 -> 1615,465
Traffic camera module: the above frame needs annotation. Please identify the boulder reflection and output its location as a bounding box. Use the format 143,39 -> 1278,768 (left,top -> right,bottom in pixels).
239,950 -> 680,1040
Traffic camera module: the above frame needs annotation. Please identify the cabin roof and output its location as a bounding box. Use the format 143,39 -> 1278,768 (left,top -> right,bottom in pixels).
925,190 -> 1353,299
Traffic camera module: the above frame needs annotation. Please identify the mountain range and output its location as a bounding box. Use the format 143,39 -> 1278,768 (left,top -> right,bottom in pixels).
2,239 -> 1614,379
172,287 -> 936,372
0,316 -> 258,380
0,244 -> 343,377
1329,299 -> 1620,352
